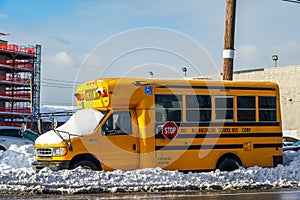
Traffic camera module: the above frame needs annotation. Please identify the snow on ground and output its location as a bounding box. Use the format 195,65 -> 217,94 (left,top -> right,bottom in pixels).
0,145 -> 300,194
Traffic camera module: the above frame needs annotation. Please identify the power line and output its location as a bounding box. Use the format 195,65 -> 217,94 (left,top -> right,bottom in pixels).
41,84 -> 74,89
41,101 -> 75,106
42,80 -> 78,87
42,78 -> 83,84
41,78 -> 83,89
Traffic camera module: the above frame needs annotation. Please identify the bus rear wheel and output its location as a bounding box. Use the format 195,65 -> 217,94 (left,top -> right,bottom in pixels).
0,146 -> 5,151
72,160 -> 98,170
217,157 -> 240,171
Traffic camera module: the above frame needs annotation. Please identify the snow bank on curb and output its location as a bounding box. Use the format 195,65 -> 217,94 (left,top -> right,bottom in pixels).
0,145 -> 300,194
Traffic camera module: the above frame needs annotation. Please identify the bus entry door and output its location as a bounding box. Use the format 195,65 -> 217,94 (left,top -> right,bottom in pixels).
99,110 -> 139,170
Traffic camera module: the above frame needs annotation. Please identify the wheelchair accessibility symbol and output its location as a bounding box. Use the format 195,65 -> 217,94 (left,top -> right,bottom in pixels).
144,86 -> 153,95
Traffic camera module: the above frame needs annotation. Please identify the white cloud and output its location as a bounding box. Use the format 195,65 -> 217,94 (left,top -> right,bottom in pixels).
0,12 -> 7,19
44,51 -> 74,68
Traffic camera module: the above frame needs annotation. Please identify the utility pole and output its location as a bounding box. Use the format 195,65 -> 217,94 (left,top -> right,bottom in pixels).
222,0 -> 236,81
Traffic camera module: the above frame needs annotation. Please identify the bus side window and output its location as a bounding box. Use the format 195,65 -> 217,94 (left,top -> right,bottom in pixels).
167,110 -> 181,122
215,96 -> 234,120
155,94 -> 182,123
237,96 -> 256,121
186,95 -> 212,122
155,94 -> 182,134
102,112 -> 132,135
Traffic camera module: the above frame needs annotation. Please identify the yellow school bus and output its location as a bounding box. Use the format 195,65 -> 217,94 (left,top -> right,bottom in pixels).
33,78 -> 283,171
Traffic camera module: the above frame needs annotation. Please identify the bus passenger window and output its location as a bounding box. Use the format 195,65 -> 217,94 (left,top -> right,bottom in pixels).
155,94 -> 182,123
237,96 -> 256,121
102,112 -> 132,135
186,95 -> 211,122
259,96 -> 276,121
215,96 -> 234,120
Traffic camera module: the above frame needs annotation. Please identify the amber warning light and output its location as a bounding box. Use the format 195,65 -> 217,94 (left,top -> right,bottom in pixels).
96,87 -> 108,97
74,93 -> 84,101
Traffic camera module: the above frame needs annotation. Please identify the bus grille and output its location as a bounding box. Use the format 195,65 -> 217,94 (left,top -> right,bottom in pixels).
36,148 -> 52,158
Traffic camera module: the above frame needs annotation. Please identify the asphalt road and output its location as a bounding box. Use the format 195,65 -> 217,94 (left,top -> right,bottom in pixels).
1,189 -> 300,200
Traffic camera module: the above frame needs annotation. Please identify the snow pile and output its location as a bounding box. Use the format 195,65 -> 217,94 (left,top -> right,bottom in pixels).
0,144 -> 35,170
0,145 -> 300,194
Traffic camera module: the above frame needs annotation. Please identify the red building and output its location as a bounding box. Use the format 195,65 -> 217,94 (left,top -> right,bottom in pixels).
0,40 -> 41,127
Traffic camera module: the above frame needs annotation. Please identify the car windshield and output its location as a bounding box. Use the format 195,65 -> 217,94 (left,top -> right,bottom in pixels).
22,130 -> 38,141
293,141 -> 300,146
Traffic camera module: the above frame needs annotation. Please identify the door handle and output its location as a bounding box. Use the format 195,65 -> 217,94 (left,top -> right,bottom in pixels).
133,144 -> 136,151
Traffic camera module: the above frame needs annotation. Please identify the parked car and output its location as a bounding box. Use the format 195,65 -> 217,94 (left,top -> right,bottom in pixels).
283,140 -> 300,152
0,126 -> 39,151
283,141 -> 294,147
283,136 -> 299,143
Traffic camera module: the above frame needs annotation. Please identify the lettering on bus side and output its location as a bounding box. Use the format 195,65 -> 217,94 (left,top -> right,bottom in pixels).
192,127 -> 251,134
217,128 -> 251,133
180,128 -> 186,133
219,128 -> 231,133
157,157 -> 172,165
198,128 -> 216,133
242,128 -> 251,133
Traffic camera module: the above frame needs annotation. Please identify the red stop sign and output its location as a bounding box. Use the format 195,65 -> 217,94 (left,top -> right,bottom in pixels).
162,121 -> 178,140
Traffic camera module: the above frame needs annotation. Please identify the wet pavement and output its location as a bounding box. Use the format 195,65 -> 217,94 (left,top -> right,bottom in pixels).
1,189 -> 300,200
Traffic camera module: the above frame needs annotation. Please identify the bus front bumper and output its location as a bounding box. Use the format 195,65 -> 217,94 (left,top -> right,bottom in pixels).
32,160 -> 70,171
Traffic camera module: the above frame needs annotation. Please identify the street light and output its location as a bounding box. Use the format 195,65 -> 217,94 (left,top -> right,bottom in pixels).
272,55 -> 278,67
148,71 -> 153,78
181,67 -> 187,77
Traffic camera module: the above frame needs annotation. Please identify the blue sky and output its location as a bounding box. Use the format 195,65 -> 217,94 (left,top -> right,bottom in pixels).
1,0 -> 300,107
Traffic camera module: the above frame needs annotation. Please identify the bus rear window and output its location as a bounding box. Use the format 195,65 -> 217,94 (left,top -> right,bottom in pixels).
259,96 -> 276,121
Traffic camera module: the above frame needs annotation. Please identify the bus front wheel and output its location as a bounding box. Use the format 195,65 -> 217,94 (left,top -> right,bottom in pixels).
217,157 -> 240,171
72,160 -> 98,170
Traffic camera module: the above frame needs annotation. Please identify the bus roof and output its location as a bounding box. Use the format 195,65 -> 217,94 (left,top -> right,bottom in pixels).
75,78 -> 279,109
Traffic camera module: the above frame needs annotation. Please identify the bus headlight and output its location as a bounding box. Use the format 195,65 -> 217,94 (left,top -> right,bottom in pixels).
52,147 -> 67,156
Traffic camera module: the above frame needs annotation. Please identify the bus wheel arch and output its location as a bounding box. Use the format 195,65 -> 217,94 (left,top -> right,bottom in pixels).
216,153 -> 242,171
70,154 -> 102,170
0,145 -> 6,151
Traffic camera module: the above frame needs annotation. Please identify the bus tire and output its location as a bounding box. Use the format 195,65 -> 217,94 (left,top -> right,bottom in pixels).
72,160 -> 98,170
217,157 -> 240,171
0,146 -> 5,151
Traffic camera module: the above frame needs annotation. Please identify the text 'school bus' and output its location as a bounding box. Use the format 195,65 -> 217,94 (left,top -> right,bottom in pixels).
32,78 -> 283,171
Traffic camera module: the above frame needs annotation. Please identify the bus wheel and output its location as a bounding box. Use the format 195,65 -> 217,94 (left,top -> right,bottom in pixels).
217,158 -> 240,171
72,160 -> 98,170
0,146 -> 6,151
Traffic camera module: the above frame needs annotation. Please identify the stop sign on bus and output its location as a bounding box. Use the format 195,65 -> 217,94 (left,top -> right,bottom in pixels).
162,121 -> 178,140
